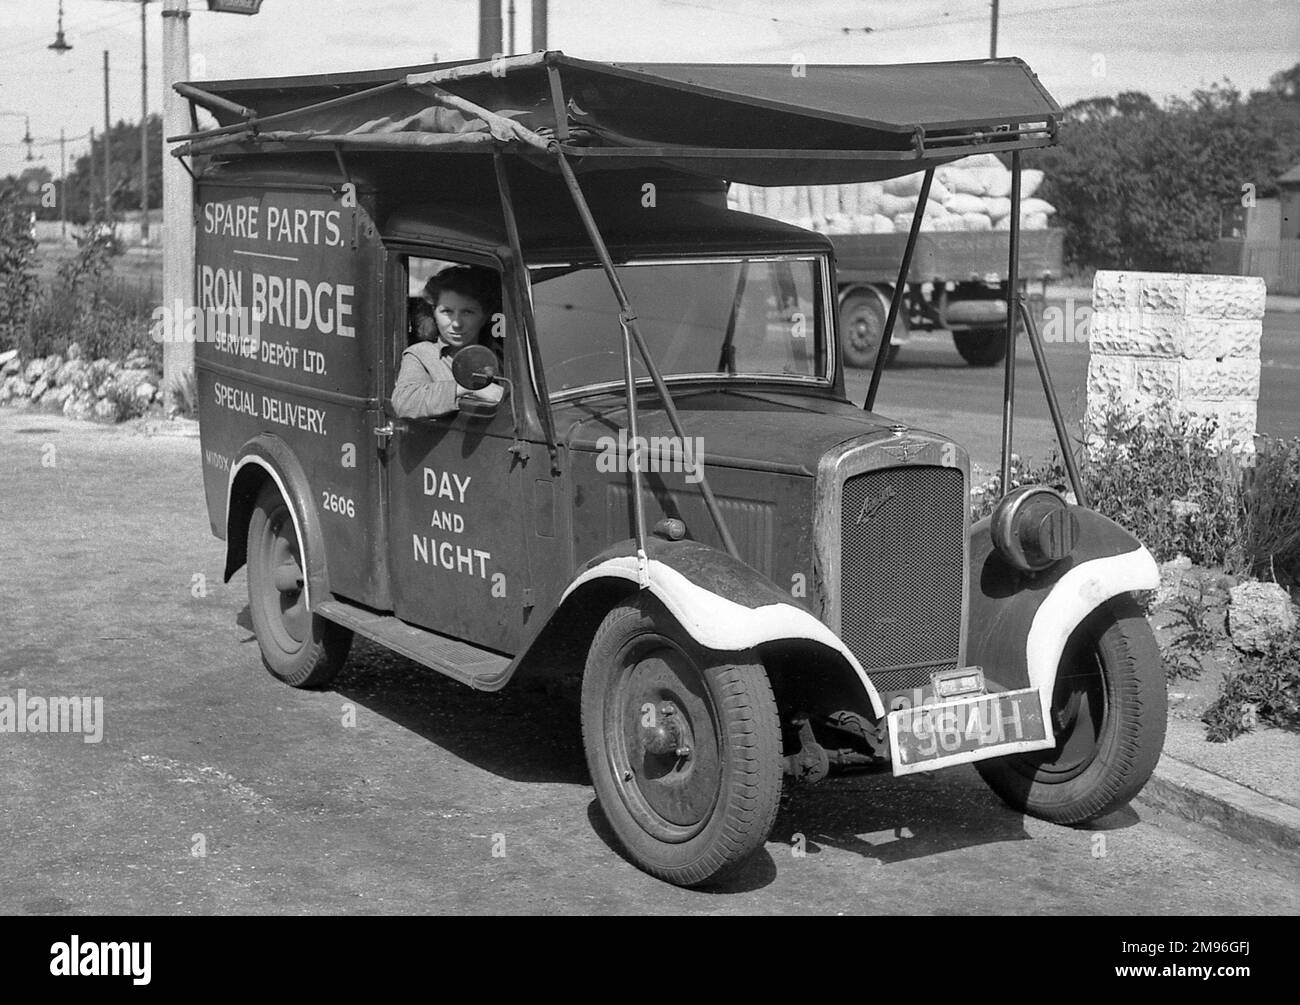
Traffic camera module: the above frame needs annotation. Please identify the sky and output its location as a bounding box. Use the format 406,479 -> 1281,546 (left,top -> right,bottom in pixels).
0,0 -> 1296,179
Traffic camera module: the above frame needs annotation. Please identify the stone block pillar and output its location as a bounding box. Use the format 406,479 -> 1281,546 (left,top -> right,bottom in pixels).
1086,271 -> 1266,456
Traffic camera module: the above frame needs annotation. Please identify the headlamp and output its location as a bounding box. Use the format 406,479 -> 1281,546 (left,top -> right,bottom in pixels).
990,486 -> 1077,572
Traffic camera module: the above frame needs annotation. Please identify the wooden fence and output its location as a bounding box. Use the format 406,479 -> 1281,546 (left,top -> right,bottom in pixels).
1214,239 -> 1300,295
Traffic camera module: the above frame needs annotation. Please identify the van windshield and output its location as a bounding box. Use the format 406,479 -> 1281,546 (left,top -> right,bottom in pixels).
529,255 -> 830,394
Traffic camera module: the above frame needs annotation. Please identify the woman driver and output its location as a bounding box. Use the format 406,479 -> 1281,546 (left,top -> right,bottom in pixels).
392,266 -> 505,419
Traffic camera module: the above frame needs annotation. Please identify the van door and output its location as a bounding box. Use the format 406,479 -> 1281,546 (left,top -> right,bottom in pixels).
382,252 -> 531,654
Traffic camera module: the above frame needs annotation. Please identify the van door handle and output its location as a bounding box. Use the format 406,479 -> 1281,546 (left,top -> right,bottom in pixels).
373,421 -> 395,448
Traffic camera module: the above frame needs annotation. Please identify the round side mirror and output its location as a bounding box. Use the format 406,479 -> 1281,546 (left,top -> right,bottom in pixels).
451,344 -> 499,391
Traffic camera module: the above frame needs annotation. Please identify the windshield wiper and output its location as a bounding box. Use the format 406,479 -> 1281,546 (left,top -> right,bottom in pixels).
529,262 -> 601,283
716,266 -> 749,374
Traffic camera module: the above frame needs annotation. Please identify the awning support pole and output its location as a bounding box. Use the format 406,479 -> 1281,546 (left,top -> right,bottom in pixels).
172,81 -> 256,121
545,60 -> 570,141
999,150 -> 1022,496
552,148 -> 741,563
865,167 -> 932,412
167,78 -> 408,142
1018,298 -> 1089,507
493,150 -> 561,475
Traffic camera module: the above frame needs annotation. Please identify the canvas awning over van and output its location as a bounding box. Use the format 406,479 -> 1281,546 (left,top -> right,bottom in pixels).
170,51 -> 1061,185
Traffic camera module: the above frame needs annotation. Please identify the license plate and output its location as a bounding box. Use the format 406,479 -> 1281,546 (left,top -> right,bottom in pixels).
887,687 -> 1049,774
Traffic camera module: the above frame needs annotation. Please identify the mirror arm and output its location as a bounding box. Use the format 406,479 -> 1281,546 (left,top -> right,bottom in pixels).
492,375 -> 528,462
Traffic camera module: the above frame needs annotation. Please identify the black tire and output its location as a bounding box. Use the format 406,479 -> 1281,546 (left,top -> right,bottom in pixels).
246,482 -> 352,688
953,327 -> 1009,366
839,290 -> 903,369
975,595 -> 1167,824
581,597 -> 783,887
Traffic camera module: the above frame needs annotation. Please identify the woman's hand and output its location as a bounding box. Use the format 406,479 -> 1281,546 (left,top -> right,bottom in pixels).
460,381 -> 505,405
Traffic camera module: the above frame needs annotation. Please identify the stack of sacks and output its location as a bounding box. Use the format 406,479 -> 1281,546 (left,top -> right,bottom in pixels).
727,154 -> 1054,234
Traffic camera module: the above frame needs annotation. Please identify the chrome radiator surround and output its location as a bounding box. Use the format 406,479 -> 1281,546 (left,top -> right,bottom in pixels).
813,427 -> 971,688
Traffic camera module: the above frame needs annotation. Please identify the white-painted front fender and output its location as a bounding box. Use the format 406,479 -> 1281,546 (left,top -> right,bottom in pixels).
1025,545 -> 1159,730
562,556 -> 886,719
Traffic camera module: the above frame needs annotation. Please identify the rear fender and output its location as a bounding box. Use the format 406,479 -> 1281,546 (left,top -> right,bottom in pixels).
560,538 -> 886,719
969,506 -> 1158,698
223,434 -> 329,610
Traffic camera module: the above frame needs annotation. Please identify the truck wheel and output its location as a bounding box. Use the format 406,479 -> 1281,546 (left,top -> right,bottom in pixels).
953,327 -> 1008,366
247,482 -> 352,688
839,290 -> 902,369
975,596 -> 1166,824
581,598 -> 783,886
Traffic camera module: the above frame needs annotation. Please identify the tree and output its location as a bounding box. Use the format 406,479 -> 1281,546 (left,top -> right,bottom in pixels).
1026,64 -> 1300,273
59,114 -> 164,224
0,166 -> 54,220
1268,64 -> 1300,100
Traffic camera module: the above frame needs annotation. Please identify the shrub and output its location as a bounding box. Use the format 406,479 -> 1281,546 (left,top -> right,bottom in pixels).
103,378 -> 151,421
16,211 -> 158,366
1162,585 -> 1217,682
1240,435 -> 1300,589
0,190 -> 40,348
971,453 -> 1072,521
1202,633 -> 1300,742
170,369 -> 199,419
973,402 -> 1248,572
20,286 -> 158,364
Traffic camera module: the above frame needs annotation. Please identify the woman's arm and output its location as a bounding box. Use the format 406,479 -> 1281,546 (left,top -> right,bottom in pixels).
392,345 -> 460,418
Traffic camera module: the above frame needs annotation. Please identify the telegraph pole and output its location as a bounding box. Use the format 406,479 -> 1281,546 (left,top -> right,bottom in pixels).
60,130 -> 67,239
161,0 -> 192,410
479,1 -> 503,58
532,0 -> 547,49
88,126 -> 97,216
140,0 -> 150,242
990,0 -> 999,58
103,50 -> 112,214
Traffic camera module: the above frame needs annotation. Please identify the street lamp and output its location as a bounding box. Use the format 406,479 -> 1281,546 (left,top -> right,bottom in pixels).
49,1 -> 74,53
51,1 -> 156,241
0,112 -> 34,162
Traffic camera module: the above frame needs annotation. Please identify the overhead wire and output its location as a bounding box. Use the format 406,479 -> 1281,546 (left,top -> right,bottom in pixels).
724,0 -> 1170,57
676,0 -> 1175,50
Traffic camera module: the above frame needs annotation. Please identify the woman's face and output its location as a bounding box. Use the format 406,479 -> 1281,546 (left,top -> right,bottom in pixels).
434,291 -> 487,350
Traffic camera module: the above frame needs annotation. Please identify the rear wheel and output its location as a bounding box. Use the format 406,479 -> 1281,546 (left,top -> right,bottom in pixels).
246,482 -> 352,688
953,327 -> 1009,366
581,598 -> 783,886
839,289 -> 903,369
975,595 -> 1166,824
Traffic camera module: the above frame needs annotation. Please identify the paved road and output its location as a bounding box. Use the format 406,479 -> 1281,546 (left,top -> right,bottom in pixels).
1,411 -> 1296,914
851,300 -> 1300,476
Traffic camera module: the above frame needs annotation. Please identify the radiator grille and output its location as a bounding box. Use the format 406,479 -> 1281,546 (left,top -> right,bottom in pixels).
838,465 -> 965,675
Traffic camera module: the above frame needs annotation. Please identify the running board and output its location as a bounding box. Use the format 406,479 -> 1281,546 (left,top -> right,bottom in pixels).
316,599 -> 511,689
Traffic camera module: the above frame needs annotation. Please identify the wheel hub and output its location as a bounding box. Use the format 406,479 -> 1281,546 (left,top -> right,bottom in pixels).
639,701 -> 693,760
609,645 -> 721,838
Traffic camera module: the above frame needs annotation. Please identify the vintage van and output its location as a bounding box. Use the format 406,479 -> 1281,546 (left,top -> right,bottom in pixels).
175,53 -> 1165,886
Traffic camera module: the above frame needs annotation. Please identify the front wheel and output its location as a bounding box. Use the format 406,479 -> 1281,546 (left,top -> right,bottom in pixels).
246,482 -> 352,688
581,598 -> 783,887
975,595 -> 1166,824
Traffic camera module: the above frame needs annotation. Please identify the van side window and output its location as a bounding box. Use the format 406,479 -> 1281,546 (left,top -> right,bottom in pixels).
393,256 -> 508,382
